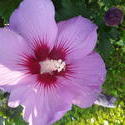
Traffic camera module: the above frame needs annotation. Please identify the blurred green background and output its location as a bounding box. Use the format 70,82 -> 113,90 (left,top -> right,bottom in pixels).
0,0 -> 125,125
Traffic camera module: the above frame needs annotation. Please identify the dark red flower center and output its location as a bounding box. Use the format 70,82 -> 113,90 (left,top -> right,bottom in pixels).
18,41 -> 72,87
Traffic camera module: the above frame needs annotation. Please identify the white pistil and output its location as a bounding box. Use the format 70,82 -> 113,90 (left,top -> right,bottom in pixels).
40,59 -> 66,74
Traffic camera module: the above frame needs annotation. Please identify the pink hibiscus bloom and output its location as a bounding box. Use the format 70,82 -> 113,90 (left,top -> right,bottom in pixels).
0,0 -> 106,125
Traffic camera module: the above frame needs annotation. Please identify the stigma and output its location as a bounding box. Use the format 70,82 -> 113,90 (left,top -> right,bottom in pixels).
39,59 -> 66,74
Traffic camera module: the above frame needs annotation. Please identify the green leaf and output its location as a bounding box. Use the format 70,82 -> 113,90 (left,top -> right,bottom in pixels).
53,0 -> 87,21
97,31 -> 114,58
0,0 -> 22,23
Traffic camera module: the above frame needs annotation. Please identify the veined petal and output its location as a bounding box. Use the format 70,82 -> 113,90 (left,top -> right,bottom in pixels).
22,90 -> 72,125
8,75 -> 37,107
57,78 -> 102,108
0,28 -> 32,87
56,16 -> 97,60
65,52 -> 106,107
9,0 -> 57,48
8,77 -> 72,125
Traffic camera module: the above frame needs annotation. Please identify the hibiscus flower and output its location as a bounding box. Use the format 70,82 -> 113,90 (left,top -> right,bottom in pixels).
0,0 -> 106,125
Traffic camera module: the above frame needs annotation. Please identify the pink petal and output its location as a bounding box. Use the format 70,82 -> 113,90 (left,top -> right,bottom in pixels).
8,77 -> 72,125
58,78 -> 101,108
56,16 -> 97,60
9,0 -> 57,48
8,75 -> 38,107
0,29 -> 31,87
64,52 -> 106,107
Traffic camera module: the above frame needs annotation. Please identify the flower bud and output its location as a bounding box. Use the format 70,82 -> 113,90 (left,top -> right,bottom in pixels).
104,7 -> 124,26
